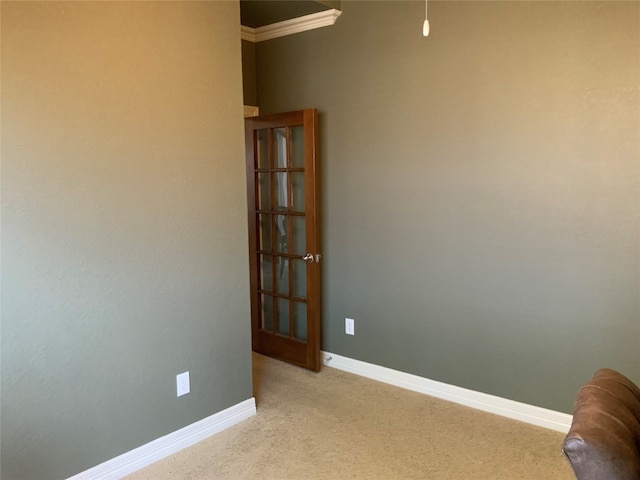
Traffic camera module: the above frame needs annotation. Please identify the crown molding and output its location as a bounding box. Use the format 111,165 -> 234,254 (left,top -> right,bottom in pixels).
241,25 -> 257,43
241,9 -> 342,43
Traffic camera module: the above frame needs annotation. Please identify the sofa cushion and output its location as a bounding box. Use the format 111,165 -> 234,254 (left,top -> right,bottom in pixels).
562,369 -> 640,480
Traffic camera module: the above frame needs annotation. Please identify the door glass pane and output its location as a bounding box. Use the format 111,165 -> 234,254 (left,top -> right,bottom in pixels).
275,173 -> 289,210
292,260 -> 306,298
290,126 -> 304,168
274,128 -> 287,168
275,214 -> 288,253
258,214 -> 272,252
294,302 -> 307,341
261,294 -> 273,331
291,172 -> 305,212
277,256 -> 289,295
277,298 -> 290,336
292,216 -> 306,256
248,112 -> 317,370
260,255 -> 273,292
257,173 -> 271,211
256,129 -> 269,169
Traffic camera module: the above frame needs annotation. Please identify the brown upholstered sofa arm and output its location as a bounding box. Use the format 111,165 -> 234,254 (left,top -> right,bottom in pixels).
562,368 -> 640,480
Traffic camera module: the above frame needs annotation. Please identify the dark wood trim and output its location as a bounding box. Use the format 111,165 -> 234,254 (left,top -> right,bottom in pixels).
245,123 -> 260,348
303,108 -> 321,371
245,109 -> 321,372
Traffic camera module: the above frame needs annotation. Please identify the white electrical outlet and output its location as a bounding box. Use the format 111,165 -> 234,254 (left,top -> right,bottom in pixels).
345,317 -> 355,335
176,371 -> 190,397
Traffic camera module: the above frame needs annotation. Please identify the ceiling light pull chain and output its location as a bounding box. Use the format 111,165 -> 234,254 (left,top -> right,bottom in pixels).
423,0 -> 430,36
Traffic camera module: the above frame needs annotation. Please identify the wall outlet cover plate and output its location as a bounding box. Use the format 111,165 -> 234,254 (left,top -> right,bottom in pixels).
345,318 -> 355,335
177,371 -> 190,397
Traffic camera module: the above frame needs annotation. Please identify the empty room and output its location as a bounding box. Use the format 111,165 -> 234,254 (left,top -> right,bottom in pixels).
1,1 -> 638,479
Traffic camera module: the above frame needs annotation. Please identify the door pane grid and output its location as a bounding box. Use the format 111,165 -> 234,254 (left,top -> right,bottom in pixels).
260,294 -> 273,332
247,109 -> 319,370
255,291 -> 307,301
256,168 -> 304,173
294,302 -> 307,341
268,127 -> 275,170
290,125 -> 304,168
277,298 -> 289,336
262,126 -> 300,340
286,126 -> 291,168
260,255 -> 273,292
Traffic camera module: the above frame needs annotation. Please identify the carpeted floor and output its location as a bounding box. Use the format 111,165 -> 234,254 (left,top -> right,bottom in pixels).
126,353 -> 575,479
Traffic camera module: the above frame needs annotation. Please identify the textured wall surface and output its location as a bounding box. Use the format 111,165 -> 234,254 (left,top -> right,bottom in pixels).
242,40 -> 258,105
1,2 -> 252,478
256,1 -> 640,413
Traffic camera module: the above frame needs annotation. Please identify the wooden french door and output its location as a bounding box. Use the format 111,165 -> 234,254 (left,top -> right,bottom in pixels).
245,109 -> 321,371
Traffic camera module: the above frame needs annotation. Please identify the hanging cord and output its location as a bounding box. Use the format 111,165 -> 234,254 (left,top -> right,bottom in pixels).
423,0 -> 430,36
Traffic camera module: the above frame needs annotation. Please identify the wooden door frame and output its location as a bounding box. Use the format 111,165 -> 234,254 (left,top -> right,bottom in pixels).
245,109 -> 321,371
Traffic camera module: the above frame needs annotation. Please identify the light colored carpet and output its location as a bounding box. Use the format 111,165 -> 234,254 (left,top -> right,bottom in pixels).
126,353 -> 575,479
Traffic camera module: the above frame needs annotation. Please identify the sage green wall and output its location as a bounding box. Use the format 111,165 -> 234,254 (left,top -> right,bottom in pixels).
1,2 -> 252,479
242,40 -> 258,106
256,1 -> 640,413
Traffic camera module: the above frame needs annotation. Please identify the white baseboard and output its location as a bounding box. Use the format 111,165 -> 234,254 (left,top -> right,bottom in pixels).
67,397 -> 256,480
322,352 -> 572,433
